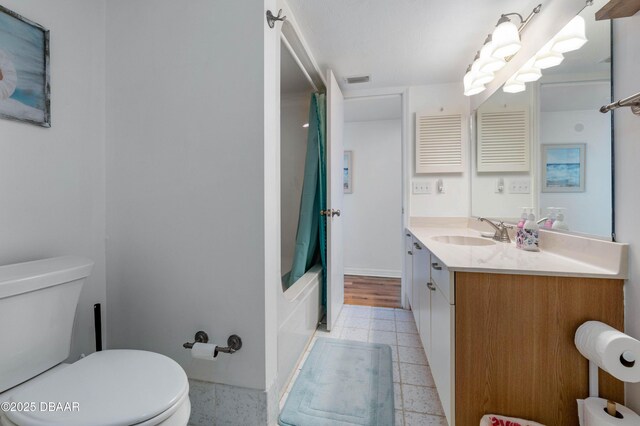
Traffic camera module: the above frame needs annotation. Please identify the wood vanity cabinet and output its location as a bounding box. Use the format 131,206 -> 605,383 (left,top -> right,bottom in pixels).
404,236 -> 625,426
454,272 -> 624,426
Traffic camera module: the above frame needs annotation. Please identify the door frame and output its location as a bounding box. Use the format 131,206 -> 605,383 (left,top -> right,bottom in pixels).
342,87 -> 411,309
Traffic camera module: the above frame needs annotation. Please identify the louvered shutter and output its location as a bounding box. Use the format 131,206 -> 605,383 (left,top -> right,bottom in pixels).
477,107 -> 530,172
415,113 -> 464,174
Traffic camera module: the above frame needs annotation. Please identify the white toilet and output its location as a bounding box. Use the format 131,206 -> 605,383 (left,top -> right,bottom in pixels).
0,256 -> 190,426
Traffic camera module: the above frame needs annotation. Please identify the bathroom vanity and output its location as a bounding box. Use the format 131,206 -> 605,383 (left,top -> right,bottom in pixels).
404,218 -> 628,426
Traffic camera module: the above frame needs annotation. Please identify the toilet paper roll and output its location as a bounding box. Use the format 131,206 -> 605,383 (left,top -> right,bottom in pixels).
575,321 -> 640,383
584,397 -> 640,426
191,342 -> 218,360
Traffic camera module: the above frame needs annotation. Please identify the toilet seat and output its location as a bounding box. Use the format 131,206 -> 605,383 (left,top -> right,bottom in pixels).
2,350 -> 189,426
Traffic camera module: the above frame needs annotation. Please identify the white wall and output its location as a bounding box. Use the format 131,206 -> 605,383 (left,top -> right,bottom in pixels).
0,0 -> 106,361
343,119 -> 402,277
409,83 -> 470,217
280,94 -> 310,275
539,108 -> 611,236
613,13 -> 640,412
105,0 -> 278,395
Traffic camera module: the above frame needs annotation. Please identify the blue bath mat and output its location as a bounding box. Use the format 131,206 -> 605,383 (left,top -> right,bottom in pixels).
279,338 -> 394,426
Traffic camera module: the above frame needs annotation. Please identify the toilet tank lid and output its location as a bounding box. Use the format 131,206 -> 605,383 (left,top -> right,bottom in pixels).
0,256 -> 94,299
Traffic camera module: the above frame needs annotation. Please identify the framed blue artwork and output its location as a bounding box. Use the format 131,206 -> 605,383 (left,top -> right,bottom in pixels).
541,144 -> 586,192
0,5 -> 50,127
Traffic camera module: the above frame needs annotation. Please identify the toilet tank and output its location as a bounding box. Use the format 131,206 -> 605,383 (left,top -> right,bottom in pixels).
0,256 -> 94,393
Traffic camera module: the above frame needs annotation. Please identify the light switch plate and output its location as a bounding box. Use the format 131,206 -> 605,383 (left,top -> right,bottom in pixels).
412,181 -> 432,194
509,179 -> 531,194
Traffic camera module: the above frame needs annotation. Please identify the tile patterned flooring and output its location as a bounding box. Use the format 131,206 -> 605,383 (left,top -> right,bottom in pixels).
279,304 -> 447,426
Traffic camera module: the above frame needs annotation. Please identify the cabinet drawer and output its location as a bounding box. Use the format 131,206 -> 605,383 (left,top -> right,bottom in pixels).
430,255 -> 454,304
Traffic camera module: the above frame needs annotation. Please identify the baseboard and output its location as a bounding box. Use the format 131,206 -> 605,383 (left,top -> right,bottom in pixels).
343,267 -> 402,279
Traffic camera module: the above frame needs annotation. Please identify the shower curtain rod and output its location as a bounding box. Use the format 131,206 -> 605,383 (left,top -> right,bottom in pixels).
281,34 -> 319,93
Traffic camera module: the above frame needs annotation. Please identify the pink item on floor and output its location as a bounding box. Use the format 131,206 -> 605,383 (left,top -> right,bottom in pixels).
480,414 -> 545,426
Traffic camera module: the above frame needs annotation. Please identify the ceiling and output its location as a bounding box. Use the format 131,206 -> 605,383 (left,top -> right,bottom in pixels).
286,0 -> 544,90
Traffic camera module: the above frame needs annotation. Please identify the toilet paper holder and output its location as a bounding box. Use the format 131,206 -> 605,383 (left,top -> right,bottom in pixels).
182,331 -> 243,355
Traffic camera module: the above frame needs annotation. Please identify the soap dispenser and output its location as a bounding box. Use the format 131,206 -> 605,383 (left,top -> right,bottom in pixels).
522,209 -> 540,252
544,208 -> 557,229
552,208 -> 569,231
516,208 -> 528,249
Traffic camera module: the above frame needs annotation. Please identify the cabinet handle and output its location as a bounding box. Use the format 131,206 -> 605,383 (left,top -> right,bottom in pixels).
427,282 -> 436,291
413,242 -> 422,250
407,250 -> 413,255
431,262 -> 442,271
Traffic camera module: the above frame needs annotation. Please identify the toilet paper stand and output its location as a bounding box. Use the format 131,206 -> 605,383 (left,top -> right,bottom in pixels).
182,331 -> 243,355
588,360 -> 599,398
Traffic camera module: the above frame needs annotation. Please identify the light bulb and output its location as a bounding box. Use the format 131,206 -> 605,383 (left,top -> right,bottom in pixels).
471,59 -> 495,86
302,123 -> 309,128
514,58 -> 542,83
534,40 -> 564,69
503,77 -> 526,93
478,40 -> 507,74
463,69 -> 486,96
491,19 -> 522,58
551,16 -> 587,53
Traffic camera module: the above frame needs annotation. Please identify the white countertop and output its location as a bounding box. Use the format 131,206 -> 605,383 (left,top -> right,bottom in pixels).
407,219 -> 629,279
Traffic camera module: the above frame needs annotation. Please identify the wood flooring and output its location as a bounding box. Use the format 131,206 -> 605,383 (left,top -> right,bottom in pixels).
344,275 -> 401,308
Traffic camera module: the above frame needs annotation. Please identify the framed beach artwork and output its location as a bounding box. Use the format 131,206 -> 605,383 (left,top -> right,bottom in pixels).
343,151 -> 353,194
541,144 -> 586,192
0,5 -> 50,127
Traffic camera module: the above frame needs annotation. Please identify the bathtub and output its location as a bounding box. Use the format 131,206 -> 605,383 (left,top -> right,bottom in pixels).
277,264 -> 323,397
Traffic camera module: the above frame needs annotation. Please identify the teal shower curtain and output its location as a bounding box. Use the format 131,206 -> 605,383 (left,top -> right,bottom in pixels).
286,93 -> 327,306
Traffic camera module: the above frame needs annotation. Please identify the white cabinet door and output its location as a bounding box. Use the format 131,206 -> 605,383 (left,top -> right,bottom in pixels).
412,240 -> 430,346
419,278 -> 431,357
404,233 -> 414,309
431,284 -> 455,425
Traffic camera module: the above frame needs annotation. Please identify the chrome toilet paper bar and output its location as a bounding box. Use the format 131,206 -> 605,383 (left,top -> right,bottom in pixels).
183,331 -> 242,355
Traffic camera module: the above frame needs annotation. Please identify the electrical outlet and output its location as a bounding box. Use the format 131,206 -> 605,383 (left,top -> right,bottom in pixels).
509,179 -> 531,194
412,181 -> 432,194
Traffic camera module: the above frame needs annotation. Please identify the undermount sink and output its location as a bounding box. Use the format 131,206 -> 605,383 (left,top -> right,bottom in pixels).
431,235 -> 496,246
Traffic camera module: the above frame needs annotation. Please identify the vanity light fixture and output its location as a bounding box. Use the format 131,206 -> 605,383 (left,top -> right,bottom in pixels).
514,58 -> 542,83
463,4 -> 541,97
470,53 -> 495,86
502,9 -> 589,95
478,35 -> 507,74
491,4 -> 542,59
503,77 -> 526,94
551,16 -> 588,53
491,17 -> 522,58
463,65 -> 486,96
533,40 -> 565,69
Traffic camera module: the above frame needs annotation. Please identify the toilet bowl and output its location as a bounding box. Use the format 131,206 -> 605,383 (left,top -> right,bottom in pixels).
0,257 -> 190,426
0,350 -> 190,426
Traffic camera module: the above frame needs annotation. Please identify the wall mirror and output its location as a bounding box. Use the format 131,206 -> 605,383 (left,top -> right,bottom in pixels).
470,0 -> 613,239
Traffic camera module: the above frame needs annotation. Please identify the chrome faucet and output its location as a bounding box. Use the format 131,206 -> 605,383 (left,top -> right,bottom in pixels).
477,217 -> 513,243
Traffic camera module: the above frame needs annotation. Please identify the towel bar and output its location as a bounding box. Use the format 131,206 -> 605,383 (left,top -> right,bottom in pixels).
600,91 -> 640,116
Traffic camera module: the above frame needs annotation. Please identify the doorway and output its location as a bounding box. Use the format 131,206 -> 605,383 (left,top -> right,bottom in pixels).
342,94 -> 404,308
